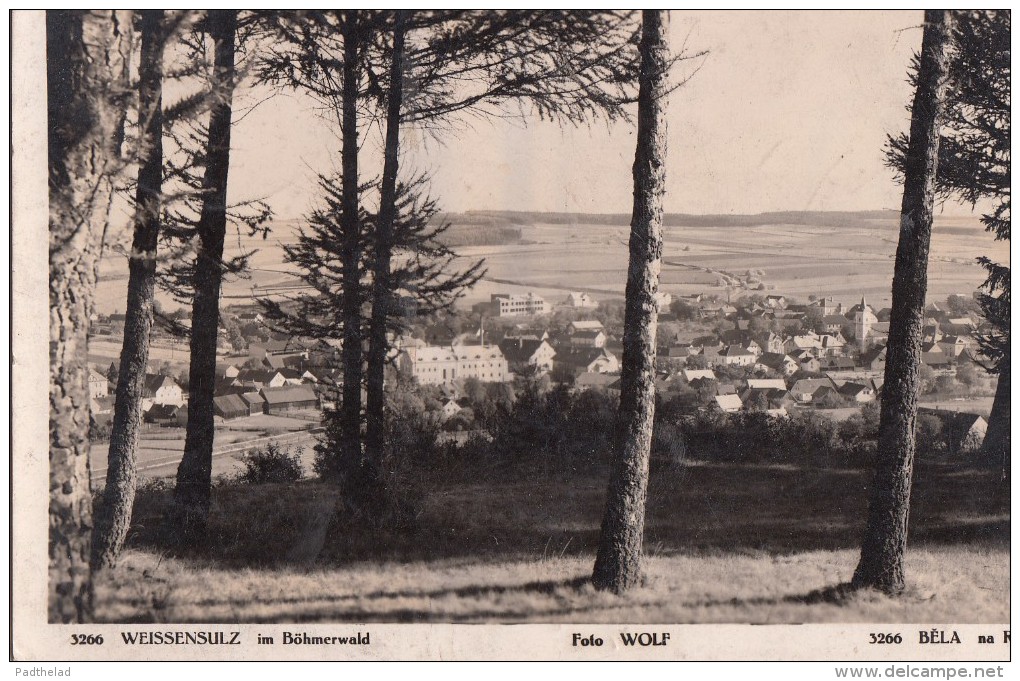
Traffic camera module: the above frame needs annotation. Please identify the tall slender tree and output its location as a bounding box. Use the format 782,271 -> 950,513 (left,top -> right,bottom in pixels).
592,9 -> 670,594
173,10 -> 238,542
92,10 -> 167,569
337,10 -> 367,469
885,10 -> 1010,476
47,9 -> 133,622
852,10 -> 954,595
364,11 -> 408,466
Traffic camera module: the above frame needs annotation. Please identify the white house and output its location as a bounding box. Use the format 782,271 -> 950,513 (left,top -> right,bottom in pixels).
498,338 -> 557,374
562,291 -> 599,309
682,369 -> 717,383
569,329 -> 607,349
142,373 -> 184,411
88,368 -> 109,399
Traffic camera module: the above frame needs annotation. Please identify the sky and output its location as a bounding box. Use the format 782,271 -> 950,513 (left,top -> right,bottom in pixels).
223,10 -> 942,221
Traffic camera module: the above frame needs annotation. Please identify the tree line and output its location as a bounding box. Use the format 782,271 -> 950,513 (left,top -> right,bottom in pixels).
45,9 -> 1008,622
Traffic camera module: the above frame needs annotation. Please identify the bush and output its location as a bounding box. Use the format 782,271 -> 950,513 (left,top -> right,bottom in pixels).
236,441 -> 304,484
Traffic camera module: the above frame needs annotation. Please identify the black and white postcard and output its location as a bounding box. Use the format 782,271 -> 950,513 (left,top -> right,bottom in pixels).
11,9 -> 1011,671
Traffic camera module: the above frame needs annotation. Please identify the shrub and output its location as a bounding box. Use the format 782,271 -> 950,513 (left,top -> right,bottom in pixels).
236,441 -> 304,484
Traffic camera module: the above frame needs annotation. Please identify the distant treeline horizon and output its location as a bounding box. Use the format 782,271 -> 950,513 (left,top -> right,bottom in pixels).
451,208 -> 903,228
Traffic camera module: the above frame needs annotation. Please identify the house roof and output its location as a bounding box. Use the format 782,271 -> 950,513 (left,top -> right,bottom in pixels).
791,378 -> 834,394
819,357 -> 855,370
722,344 -> 753,357
746,378 -> 787,390
568,320 -> 605,331
498,338 -> 550,363
860,345 -> 887,365
558,348 -> 613,368
91,395 -> 115,412
715,394 -> 743,411
260,385 -> 318,405
574,372 -> 620,389
682,369 -> 716,382
264,354 -> 287,370
406,346 -> 458,363
758,353 -> 795,369
822,315 -> 848,325
922,352 -> 952,366
666,346 -> 693,358
453,345 -> 506,362
213,394 -> 248,415
143,373 -> 177,395
571,329 -> 605,340
812,385 -> 839,399
240,392 -> 265,407
837,382 -> 870,397
146,403 -> 180,419
235,368 -> 283,384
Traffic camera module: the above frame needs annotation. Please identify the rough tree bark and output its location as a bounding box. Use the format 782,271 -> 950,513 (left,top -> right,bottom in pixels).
982,354 -> 1009,477
338,11 -> 365,475
47,9 -> 132,622
592,9 -> 669,594
365,11 -> 407,473
92,10 -> 166,570
852,10 -> 954,595
173,10 -> 236,542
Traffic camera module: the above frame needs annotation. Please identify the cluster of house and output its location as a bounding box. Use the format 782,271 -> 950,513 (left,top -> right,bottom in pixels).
89,367 -> 187,429
210,339 -> 328,420
663,294 -> 983,374
395,317 -> 623,388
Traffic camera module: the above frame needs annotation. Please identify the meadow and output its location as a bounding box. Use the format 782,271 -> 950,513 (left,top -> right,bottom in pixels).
91,210 -> 1008,316
93,457 -> 1008,623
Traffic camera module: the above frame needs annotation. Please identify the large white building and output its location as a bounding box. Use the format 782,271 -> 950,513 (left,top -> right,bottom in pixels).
491,293 -> 549,317
398,344 -> 510,385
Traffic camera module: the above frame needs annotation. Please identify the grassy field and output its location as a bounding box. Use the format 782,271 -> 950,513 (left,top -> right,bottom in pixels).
89,413 -> 322,483
92,211 -> 1009,315
93,459 -> 1009,623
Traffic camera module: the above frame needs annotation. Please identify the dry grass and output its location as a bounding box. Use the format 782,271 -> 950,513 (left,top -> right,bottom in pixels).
95,546 -> 1008,624
94,459 -> 1009,624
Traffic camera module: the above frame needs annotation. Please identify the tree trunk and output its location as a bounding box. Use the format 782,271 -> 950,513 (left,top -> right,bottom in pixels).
47,9 -> 132,622
981,353 -> 1010,478
365,11 -> 407,474
852,10 -> 953,595
92,9 -> 165,570
338,11 -> 364,476
592,9 -> 669,594
173,10 -> 236,543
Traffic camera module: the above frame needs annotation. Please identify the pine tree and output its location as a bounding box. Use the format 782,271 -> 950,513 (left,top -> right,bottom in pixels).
47,9 -> 133,622
173,10 -> 238,543
853,10 -> 954,595
92,10 -> 168,569
592,9 -> 671,594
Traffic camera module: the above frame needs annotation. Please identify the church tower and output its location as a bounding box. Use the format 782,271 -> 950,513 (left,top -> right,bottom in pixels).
852,296 -> 877,349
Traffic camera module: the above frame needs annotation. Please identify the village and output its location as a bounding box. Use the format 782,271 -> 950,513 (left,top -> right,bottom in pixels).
86,285 -> 994,466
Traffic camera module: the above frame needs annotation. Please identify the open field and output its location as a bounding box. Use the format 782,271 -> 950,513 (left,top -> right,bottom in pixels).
93,459 -> 1008,623
92,211 -> 1008,315
89,413 -> 322,484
